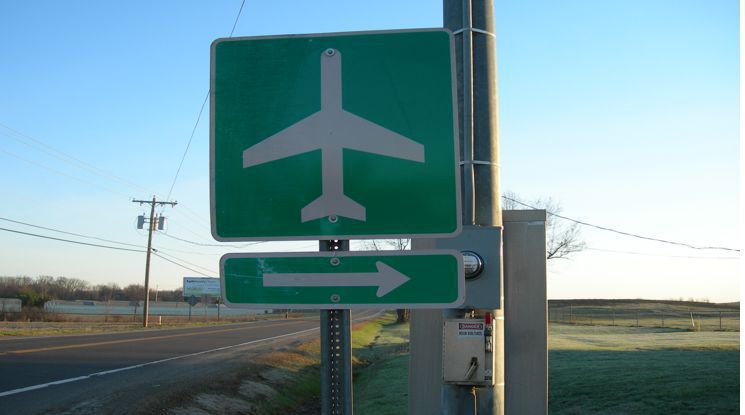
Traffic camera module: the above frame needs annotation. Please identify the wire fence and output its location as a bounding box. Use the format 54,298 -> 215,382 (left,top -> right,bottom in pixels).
549,306 -> 740,331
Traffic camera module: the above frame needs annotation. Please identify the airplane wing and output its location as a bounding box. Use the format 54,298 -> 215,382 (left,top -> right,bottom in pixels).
243,111 -> 323,167
337,111 -> 425,163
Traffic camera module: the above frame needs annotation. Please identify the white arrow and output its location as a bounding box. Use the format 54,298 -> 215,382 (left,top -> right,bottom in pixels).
262,261 -> 410,297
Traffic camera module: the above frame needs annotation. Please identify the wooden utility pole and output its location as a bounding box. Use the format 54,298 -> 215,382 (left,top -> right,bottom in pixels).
133,196 -> 177,327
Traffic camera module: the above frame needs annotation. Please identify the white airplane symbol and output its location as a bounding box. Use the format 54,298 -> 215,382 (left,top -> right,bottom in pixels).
242,48 -> 425,223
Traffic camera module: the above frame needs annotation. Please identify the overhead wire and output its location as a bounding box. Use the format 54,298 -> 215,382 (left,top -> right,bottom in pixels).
585,247 -> 740,260
0,216 -> 143,248
502,195 -> 740,253
160,232 -> 267,248
0,223 -> 221,277
152,252 -> 213,277
165,90 -> 209,202
0,147 -> 131,198
0,123 -> 156,196
165,0 -> 247,201
153,249 -> 218,275
0,226 -> 146,253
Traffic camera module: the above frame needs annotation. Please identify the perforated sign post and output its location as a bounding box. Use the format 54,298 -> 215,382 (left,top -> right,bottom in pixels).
210,28 -> 460,241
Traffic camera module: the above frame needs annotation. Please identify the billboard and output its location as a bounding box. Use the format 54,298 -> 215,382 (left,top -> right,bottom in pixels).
183,277 -> 221,298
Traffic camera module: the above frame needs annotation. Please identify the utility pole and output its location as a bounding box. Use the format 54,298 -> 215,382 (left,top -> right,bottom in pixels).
409,0 -> 503,413
444,0 -> 503,412
133,196 -> 177,328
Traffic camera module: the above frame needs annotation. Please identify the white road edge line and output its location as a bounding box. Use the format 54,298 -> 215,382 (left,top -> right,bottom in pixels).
0,327 -> 319,398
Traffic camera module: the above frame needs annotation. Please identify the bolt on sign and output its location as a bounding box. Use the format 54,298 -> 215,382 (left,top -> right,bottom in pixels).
210,29 -> 461,241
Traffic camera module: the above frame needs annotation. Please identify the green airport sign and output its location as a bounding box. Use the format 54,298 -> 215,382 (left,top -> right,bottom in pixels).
221,250 -> 464,309
210,29 -> 461,241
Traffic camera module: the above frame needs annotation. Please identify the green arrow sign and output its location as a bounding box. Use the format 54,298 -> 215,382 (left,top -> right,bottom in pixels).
210,29 -> 461,241
221,251 -> 464,309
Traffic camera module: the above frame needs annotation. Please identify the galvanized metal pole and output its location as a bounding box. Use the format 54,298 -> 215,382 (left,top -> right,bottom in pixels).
320,240 -> 353,415
443,0 -> 504,413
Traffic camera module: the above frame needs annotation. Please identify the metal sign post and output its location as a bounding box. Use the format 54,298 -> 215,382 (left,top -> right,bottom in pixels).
320,240 -> 353,415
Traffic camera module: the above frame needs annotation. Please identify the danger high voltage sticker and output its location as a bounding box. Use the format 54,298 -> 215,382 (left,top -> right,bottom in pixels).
458,322 -> 484,337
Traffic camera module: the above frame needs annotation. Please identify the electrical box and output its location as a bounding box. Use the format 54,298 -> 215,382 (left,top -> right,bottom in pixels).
442,318 -> 495,385
413,225 -> 502,309
157,216 -> 166,230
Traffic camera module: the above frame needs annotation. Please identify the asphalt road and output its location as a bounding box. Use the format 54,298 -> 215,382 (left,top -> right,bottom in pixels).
0,310 -> 380,414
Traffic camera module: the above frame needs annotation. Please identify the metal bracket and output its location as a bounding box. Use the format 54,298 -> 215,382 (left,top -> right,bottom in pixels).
452,27 -> 496,38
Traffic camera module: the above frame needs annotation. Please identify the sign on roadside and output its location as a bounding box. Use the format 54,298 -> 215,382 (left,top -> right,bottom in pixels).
183,277 -> 221,298
221,250 -> 464,309
210,28 -> 461,241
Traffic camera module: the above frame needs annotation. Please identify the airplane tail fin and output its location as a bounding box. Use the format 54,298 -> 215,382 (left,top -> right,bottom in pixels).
301,194 -> 366,223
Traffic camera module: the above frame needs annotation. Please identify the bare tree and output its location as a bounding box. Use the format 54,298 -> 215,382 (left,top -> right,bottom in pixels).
361,238 -> 410,251
502,191 -> 585,260
358,238 -> 411,323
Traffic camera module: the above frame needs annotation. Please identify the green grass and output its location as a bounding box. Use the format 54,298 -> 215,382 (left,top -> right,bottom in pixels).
551,349 -> 739,414
550,324 -> 739,414
352,312 -> 410,415
348,315 -> 739,415
550,324 -> 740,351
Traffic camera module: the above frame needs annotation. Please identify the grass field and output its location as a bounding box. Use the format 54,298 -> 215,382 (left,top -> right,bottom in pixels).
351,301 -> 740,414
352,313 -> 410,415
549,324 -> 739,414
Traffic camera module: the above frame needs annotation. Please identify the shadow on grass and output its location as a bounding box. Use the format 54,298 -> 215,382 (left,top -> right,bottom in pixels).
549,349 -> 739,415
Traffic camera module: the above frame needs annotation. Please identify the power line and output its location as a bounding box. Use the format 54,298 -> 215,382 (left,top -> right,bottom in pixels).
152,252 -> 213,277
165,90 -> 209,201
0,226 -> 146,253
0,217 -> 143,248
0,224 -> 219,280
152,245 -> 223,256
171,204 -> 212,230
229,0 -> 247,37
0,122 -> 211,232
160,232 -> 267,248
165,0 -> 247,201
502,195 -> 740,253
586,247 -> 740,260
162,217 -> 216,241
0,123 -> 156,195
153,249 -> 218,275
0,147 -> 131,198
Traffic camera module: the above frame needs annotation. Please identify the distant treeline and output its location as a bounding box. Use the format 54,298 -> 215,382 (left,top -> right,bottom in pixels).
0,276 -> 184,307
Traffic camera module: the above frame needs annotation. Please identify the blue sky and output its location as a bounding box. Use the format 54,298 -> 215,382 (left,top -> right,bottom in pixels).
0,1 -> 739,301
